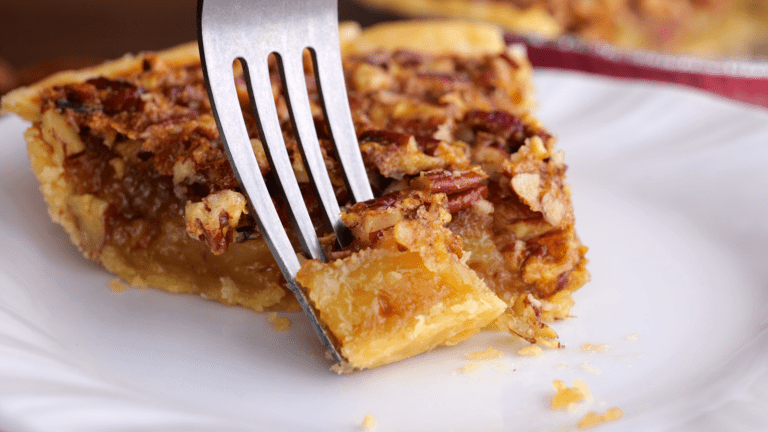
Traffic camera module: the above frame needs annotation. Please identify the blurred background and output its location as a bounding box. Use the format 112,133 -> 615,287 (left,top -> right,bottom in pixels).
0,0 -> 395,95
1,0 -> 767,101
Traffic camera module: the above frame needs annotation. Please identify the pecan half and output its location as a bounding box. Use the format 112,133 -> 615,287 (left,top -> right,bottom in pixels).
359,129 -> 412,147
445,185 -> 489,214
410,169 -> 489,213
409,169 -> 487,194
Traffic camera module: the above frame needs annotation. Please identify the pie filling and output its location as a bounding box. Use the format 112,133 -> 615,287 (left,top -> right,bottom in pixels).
9,22 -> 590,369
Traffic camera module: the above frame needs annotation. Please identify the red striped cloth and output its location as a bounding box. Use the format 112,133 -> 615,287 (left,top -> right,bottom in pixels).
506,34 -> 768,109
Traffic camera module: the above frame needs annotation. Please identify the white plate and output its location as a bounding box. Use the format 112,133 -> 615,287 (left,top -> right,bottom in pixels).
1,71 -> 767,432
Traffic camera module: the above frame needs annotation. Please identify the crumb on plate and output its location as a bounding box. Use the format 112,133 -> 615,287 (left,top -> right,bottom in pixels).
267,312 -> 291,332
577,407 -> 624,428
108,278 -> 129,293
331,360 -> 355,375
580,360 -> 601,374
551,379 -> 592,410
488,360 -> 514,374
465,347 -> 504,360
517,345 -> 543,357
581,343 -> 609,353
360,413 -> 377,431
454,363 -> 482,375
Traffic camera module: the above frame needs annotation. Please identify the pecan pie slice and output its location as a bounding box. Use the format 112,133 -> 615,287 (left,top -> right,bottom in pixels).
1,20 -> 588,370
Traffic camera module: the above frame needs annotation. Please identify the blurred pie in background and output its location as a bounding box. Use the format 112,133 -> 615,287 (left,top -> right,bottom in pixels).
352,0 -> 768,57
2,0 -> 764,98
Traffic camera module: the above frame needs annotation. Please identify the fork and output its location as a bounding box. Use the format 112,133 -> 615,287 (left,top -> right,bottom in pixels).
197,0 -> 373,365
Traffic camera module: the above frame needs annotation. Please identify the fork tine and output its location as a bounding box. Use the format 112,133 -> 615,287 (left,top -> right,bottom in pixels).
277,51 -> 346,238
240,55 -> 325,262
198,50 -> 342,364
310,26 -> 374,204
198,54 -> 302,272
197,0 -> 353,365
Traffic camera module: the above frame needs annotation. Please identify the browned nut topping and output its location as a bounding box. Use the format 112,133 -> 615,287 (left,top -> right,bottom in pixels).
409,169 -> 487,194
185,190 -> 248,255
445,184 -> 488,214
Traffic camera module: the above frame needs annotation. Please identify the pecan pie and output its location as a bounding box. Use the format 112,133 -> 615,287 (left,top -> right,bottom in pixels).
1,21 -> 589,370
355,0 -> 768,57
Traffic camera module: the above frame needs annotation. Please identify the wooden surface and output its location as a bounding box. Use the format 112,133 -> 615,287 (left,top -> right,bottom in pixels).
0,0 -> 396,94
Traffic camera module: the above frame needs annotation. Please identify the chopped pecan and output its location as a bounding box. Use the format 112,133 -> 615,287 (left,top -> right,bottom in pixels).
41,109 -> 86,163
410,71 -> 471,95
464,109 -> 522,135
504,136 -> 572,228
185,190 -> 248,254
385,117 -> 448,150
54,83 -> 99,114
461,109 -> 526,149
358,193 -> 400,212
359,129 -> 448,178
494,294 -> 562,349
341,190 -> 453,250
86,77 -> 145,115
351,63 -> 394,93
391,50 -> 424,66
358,51 -> 392,66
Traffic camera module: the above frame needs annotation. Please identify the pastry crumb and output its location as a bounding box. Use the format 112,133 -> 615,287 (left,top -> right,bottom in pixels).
465,347 -> 504,360
454,363 -> 482,375
129,276 -> 147,288
517,345 -> 543,357
331,360 -> 355,375
580,360 -> 601,375
555,364 -> 569,370
626,333 -> 639,341
267,312 -> 291,332
488,360 -> 514,374
360,413 -> 377,431
219,277 -> 239,303
108,278 -> 129,293
581,343 -> 609,353
551,379 -> 592,410
577,407 -> 624,428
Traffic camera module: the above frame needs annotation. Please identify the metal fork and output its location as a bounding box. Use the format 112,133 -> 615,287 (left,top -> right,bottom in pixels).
197,0 -> 373,365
